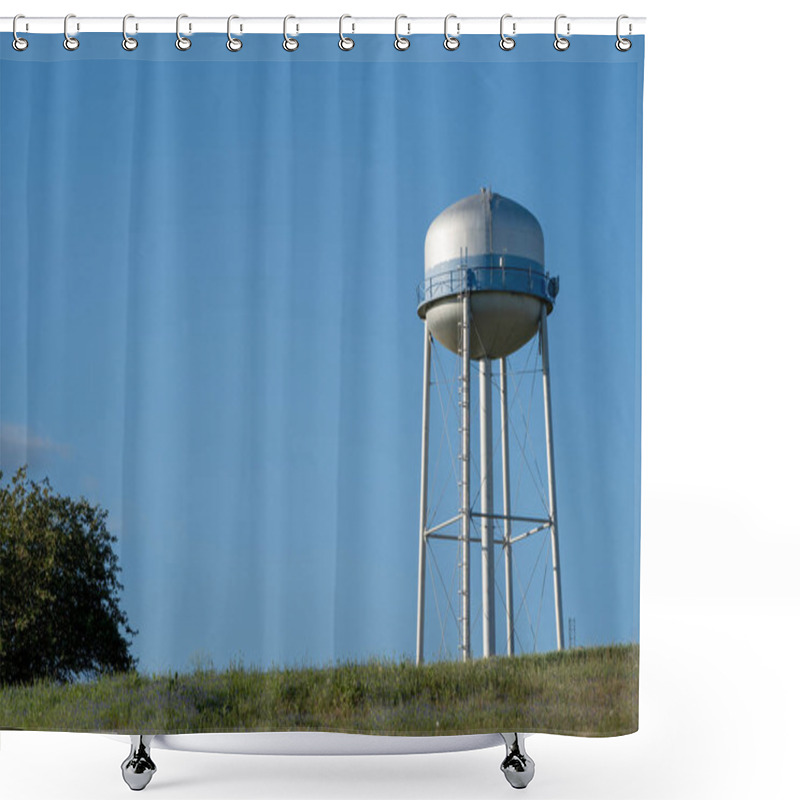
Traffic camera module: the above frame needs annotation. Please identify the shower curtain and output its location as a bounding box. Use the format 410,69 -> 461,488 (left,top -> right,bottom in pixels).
0,30 -> 643,737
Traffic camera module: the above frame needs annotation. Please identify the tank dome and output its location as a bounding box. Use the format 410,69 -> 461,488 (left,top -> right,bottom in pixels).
417,189 -> 557,360
424,190 -> 544,278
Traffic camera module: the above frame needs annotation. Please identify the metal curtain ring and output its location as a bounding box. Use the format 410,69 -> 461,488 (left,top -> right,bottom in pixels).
444,14 -> 460,50
227,15 -> 243,51
394,14 -> 410,50
554,14 -> 570,51
12,14 -> 28,51
339,14 -> 354,50
122,14 -> 138,51
176,14 -> 191,50
500,14 -> 517,50
615,14 -> 632,51
499,14 -> 515,50
283,15 -> 299,51
63,13 -> 79,51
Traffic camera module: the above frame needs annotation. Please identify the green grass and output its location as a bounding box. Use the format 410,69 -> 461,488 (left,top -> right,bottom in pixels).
0,644 -> 637,737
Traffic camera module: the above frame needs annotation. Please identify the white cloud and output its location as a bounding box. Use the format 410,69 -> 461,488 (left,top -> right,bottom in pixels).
0,421 -> 70,473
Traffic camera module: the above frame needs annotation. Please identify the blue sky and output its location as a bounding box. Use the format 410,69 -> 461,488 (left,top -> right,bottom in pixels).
1,34 -> 643,673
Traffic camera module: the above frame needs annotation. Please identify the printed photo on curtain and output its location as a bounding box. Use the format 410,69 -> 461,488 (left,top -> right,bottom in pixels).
0,19 -> 644,783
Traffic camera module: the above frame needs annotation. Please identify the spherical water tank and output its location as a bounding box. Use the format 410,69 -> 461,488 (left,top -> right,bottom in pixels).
417,189 -> 557,360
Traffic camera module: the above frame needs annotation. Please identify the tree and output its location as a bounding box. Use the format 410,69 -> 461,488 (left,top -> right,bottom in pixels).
0,467 -> 136,685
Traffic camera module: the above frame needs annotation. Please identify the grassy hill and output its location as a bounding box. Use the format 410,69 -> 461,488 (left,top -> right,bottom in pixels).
0,644 -> 637,736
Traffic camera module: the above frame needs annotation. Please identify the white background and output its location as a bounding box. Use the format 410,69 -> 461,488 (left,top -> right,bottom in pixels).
2,1 -> 798,798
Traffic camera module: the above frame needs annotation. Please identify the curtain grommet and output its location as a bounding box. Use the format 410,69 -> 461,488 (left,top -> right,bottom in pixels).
176,14 -> 192,51
12,15 -> 29,51
226,15 -> 243,51
63,13 -> 79,51
122,14 -> 138,51
283,16 -> 299,51
615,15 -> 632,51
394,15 -> 410,51
444,14 -> 460,51
499,14 -> 516,51
554,15 -> 570,51
339,15 -> 355,51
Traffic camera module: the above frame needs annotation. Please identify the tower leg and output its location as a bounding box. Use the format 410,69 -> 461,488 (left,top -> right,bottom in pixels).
540,308 -> 564,651
416,324 -> 432,665
459,293 -> 471,661
479,358 -> 495,658
499,357 -> 514,656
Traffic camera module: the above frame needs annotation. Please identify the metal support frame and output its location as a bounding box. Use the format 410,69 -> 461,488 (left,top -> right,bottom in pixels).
479,357 -> 495,657
472,512 -> 550,525
416,301 -> 564,663
499,357 -> 514,656
540,307 -> 564,651
416,322 -> 432,665
425,523 -> 551,546
458,291 -> 472,661
509,523 -> 551,544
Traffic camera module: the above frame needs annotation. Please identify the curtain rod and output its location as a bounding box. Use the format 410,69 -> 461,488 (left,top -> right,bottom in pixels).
1,16 -> 645,36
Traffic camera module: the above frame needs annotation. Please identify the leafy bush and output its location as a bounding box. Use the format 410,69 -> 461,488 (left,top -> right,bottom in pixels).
0,467 -> 136,685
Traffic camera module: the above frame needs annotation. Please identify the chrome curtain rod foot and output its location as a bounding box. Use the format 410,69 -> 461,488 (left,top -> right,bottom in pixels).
500,733 -> 535,789
121,735 -> 157,791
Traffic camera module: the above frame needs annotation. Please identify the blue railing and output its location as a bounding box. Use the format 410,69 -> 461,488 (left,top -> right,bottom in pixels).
416,265 -> 558,310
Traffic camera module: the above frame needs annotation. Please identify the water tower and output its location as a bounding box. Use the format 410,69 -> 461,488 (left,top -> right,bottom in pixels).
415,188 -> 564,663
